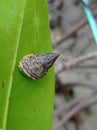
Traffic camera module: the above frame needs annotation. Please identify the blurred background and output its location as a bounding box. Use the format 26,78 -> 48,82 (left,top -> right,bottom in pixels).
47,0 -> 97,130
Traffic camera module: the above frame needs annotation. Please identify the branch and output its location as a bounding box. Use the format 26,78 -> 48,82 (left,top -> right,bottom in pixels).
54,96 -> 97,117
61,81 -> 97,89
53,89 -> 97,130
53,9 -> 97,48
56,51 -> 97,74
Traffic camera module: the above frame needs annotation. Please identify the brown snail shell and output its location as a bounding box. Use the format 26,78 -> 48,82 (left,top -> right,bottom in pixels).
18,53 -> 60,80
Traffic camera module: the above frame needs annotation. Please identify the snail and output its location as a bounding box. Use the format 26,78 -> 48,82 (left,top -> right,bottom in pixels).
18,53 -> 60,80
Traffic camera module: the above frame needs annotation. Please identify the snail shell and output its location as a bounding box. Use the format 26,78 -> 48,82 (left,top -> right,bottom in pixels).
18,53 -> 60,80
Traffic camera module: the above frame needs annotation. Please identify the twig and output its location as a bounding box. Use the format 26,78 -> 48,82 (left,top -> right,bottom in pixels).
54,98 -> 81,116
53,9 -> 97,48
55,80 -> 97,116
57,51 -> 97,74
54,97 -> 97,120
61,68 -> 97,74
61,81 -> 97,90
71,64 -> 97,69
53,89 -> 97,130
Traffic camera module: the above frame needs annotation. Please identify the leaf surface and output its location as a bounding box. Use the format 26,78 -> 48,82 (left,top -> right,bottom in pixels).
0,0 -> 54,130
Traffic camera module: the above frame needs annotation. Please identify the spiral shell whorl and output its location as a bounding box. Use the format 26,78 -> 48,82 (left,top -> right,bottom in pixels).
19,53 -> 60,80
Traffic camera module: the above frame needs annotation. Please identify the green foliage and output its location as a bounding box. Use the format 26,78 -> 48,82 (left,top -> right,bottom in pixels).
0,0 -> 54,130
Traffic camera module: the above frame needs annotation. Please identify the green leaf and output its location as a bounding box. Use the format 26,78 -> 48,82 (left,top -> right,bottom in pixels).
0,0 -> 54,130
